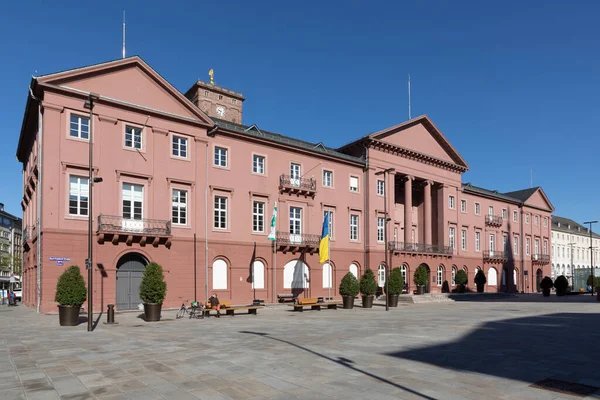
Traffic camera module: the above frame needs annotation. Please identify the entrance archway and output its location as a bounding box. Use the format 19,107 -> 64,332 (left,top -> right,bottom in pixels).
116,252 -> 148,310
536,269 -> 543,292
418,263 -> 431,293
283,259 -> 310,297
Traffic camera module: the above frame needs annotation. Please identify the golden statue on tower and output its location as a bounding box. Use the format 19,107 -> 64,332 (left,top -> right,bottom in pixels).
208,69 -> 214,85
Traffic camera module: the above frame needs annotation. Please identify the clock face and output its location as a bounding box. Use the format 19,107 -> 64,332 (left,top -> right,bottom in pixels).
216,106 -> 225,116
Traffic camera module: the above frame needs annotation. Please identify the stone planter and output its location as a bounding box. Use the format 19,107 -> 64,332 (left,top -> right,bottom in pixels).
388,294 -> 399,307
416,286 -> 425,295
144,303 -> 162,322
361,295 -> 374,308
342,296 -> 355,309
58,305 -> 81,326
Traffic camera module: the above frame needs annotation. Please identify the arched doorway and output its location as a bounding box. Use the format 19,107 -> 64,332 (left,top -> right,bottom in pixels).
536,269 -> 543,292
116,252 -> 148,310
283,259 -> 310,297
418,263 -> 431,293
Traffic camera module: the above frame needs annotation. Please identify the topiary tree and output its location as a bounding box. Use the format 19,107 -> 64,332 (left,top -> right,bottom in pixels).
387,268 -> 404,295
414,265 -> 428,287
139,262 -> 167,304
455,270 -> 468,286
339,272 -> 359,297
554,275 -> 569,296
540,276 -> 553,290
441,280 -> 450,293
474,270 -> 487,286
359,268 -> 377,296
55,266 -> 87,306
586,275 -> 600,288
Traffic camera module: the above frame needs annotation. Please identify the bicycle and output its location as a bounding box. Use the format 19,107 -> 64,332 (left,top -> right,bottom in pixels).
175,301 -> 205,319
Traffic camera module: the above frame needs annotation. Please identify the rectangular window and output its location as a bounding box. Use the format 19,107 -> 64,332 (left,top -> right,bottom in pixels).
252,201 -> 265,233
543,240 -> 548,255
289,207 -> 302,235
535,215 -> 539,225
503,235 -> 508,251
232,99 -> 237,105
290,163 -> 301,179
69,176 -> 89,216
448,195 -> 455,209
449,227 -> 455,250
350,214 -> 359,241
324,210 -> 334,239
488,206 -> 494,216
526,237 -> 531,255
377,217 -> 384,242
460,199 -> 466,213
475,231 -> 481,252
214,196 -> 227,229
475,203 -> 480,215
502,209 -> 507,220
171,189 -> 187,225
214,147 -> 228,167
172,136 -> 188,158
323,170 -> 333,187
489,234 -> 495,254
253,155 -> 265,174
513,210 -> 518,222
543,218 -> 547,227
461,229 -> 467,251
525,214 -> 530,224
125,125 -> 142,149
350,176 -> 359,192
377,180 -> 384,196
534,239 -> 539,255
122,184 -> 143,220
69,115 -> 89,139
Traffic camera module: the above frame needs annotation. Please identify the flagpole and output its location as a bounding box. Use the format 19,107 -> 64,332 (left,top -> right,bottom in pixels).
328,208 -> 331,301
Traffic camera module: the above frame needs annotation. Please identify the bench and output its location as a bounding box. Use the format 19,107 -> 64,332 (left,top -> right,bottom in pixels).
277,294 -> 298,303
288,297 -> 342,312
202,300 -> 264,316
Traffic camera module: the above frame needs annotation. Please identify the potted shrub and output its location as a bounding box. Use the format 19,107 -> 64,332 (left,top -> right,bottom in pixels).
455,269 -> 468,293
339,272 -> 359,309
359,268 -> 377,308
139,262 -> 167,322
413,265 -> 428,295
387,268 -> 404,307
474,270 -> 486,293
55,265 -> 87,326
441,280 -> 450,293
540,276 -> 553,297
554,275 -> 569,296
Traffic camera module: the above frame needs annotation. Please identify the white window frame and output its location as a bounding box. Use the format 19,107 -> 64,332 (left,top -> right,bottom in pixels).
451,267 -> 456,286
461,229 -> 467,251
475,231 -> 481,252
526,237 -> 531,255
378,264 -> 386,287
289,207 -> 302,235
449,227 -> 455,250
448,195 -> 455,210
323,170 -> 333,187
525,213 -> 530,224
502,209 -> 507,220
489,234 -> 495,255
69,176 -> 89,216
253,155 -> 265,174
214,147 -> 228,167
460,199 -> 466,213
543,217 -> 548,227
252,201 -> 265,233
377,217 -> 384,242
171,189 -> 188,225
513,210 -> 518,222
214,196 -> 228,229
535,215 -> 539,225
69,114 -> 89,140
534,239 -> 539,255
324,210 -> 334,239
350,176 -> 359,193
350,214 -> 359,241
437,266 -> 443,286
475,202 -> 480,215
488,206 -> 494,216
172,135 -> 188,158
543,240 -> 548,255
122,183 -> 143,221
377,180 -> 384,196
290,163 -> 301,179
125,125 -> 143,149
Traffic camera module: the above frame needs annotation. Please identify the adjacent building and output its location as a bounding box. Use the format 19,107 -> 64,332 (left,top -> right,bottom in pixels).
0,203 -> 23,290
16,57 -> 554,313
551,216 -> 600,290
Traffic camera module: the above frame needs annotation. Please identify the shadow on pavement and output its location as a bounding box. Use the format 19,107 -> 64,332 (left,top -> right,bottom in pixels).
448,293 -> 599,303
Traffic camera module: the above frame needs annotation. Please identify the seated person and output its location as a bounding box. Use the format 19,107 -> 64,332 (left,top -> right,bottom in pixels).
209,293 -> 221,317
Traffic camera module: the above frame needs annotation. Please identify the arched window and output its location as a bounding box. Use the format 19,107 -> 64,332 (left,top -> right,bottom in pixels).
488,267 -> 498,286
514,268 -> 518,287
349,263 -> 358,278
378,264 -> 386,287
401,264 -> 408,287
212,259 -> 228,290
322,263 -> 332,288
283,260 -> 309,289
437,265 -> 443,286
252,260 -> 265,289
451,266 -> 457,286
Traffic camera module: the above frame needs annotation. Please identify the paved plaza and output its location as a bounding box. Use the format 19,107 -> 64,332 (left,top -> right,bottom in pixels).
1,295 -> 600,400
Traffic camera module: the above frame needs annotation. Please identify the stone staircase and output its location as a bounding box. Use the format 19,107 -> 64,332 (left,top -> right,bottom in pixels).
396,292 -> 518,304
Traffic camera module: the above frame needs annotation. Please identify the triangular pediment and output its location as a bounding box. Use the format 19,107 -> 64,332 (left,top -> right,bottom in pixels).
370,116 -> 469,169
524,188 -> 554,211
37,57 -> 213,125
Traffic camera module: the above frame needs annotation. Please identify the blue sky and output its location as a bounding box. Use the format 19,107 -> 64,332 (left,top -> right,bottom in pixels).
1,1 -> 599,224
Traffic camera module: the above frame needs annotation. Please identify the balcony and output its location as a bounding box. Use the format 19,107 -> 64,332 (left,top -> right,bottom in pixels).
97,214 -> 172,248
275,231 -> 320,254
531,253 -> 550,264
388,242 -> 453,257
22,226 -> 30,251
485,214 -> 503,227
279,175 -> 317,198
483,250 -> 508,262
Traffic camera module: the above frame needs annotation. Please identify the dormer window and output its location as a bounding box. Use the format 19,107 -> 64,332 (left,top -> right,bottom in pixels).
219,95 -> 223,100
558,222 -> 561,227
204,90 -> 209,96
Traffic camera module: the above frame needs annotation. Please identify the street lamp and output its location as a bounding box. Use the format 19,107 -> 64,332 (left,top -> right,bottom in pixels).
567,242 -> 576,290
84,93 -> 100,332
375,167 -> 395,311
583,221 -> 597,297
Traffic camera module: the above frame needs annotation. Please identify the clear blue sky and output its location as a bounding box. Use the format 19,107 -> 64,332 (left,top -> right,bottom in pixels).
1,1 -> 599,224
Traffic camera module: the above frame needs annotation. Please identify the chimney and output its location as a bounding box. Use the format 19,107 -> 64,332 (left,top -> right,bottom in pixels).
0,203 -> 4,212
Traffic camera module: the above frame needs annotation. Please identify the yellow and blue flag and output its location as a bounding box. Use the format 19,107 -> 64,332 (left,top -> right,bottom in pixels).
319,212 -> 330,263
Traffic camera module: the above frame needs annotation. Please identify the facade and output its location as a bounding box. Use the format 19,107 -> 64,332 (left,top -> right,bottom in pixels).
551,216 -> 600,290
16,57 -> 554,313
0,203 -> 23,289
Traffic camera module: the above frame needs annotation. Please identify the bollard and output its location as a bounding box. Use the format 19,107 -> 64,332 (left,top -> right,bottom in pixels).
107,304 -> 115,324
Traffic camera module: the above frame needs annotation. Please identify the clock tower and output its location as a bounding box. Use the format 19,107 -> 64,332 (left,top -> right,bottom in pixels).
184,76 -> 245,124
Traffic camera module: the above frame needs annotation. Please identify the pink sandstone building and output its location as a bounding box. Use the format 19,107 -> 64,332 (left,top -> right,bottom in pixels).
16,57 -> 554,313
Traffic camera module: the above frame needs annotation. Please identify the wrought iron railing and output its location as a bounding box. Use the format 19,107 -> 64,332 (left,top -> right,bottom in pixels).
485,215 -> 503,226
388,241 -> 453,256
532,253 -> 550,263
279,175 -> 317,191
22,226 -> 29,242
275,231 -> 320,247
483,250 -> 508,260
97,214 -> 171,236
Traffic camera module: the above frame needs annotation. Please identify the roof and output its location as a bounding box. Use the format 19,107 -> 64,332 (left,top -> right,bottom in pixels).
213,118 -> 365,165
462,183 -> 523,203
552,216 -> 600,239
503,187 -> 540,202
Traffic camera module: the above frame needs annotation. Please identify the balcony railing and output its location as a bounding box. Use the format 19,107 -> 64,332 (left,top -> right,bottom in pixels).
485,215 -> 503,227
275,231 -> 321,248
388,241 -> 453,256
97,214 -> 171,236
22,226 -> 29,242
483,250 -> 508,261
532,253 -> 550,264
279,175 -> 317,197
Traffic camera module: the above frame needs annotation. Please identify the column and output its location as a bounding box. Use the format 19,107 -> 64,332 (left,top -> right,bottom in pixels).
404,176 -> 413,244
424,180 -> 432,245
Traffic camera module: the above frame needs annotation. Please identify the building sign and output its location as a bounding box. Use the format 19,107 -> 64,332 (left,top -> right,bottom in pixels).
49,257 -> 71,266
